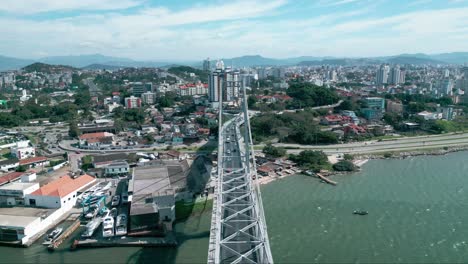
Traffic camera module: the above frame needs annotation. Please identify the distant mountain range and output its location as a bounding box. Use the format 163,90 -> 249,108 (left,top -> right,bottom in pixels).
1,52 -> 467,71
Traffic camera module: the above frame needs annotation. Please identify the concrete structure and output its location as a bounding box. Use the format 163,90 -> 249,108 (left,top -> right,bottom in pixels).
141,92 -> 156,105
0,182 -> 39,206
362,97 -> 385,120
273,68 -> 285,79
132,82 -> 146,97
436,79 -> 453,97
0,207 -> 55,244
389,66 -> 401,85
418,111 -> 442,120
25,174 -> 96,209
129,166 -> 176,231
209,60 -> 240,102
376,64 -> 390,85
0,159 -> 19,172
257,68 -> 267,80
203,58 -> 211,71
104,161 -> 129,176
19,156 -> 49,169
125,96 -> 142,109
10,141 -> 35,160
79,132 -> 114,149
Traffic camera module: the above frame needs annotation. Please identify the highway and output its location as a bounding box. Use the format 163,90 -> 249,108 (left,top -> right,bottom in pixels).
268,132 -> 468,154
214,118 -> 262,263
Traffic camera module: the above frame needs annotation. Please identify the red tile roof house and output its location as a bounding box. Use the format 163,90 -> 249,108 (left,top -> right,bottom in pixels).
79,132 -> 115,149
19,156 -> 49,169
25,174 -> 96,209
0,171 -> 25,186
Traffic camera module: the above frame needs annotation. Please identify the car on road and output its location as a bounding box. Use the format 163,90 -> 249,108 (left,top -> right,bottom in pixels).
75,151 -> 81,154
111,195 -> 120,207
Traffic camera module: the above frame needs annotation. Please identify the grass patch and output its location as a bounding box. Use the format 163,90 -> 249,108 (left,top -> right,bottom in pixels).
175,198 -> 213,221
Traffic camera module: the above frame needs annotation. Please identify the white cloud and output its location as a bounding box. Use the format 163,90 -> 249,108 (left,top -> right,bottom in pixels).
0,0 -> 142,14
0,1 -> 467,60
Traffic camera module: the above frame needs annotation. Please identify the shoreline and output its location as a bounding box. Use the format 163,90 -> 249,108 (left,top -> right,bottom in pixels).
354,145 -> 468,160
256,146 -> 468,186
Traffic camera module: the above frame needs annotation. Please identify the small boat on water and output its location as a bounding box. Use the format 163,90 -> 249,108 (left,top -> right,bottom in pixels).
44,227 -> 63,243
353,210 -> 368,216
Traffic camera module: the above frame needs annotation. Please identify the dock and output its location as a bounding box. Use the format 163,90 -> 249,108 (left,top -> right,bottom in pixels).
47,218 -> 81,251
316,173 -> 337,186
71,234 -> 178,250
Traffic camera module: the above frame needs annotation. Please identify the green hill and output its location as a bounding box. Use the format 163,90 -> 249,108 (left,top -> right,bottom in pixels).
22,62 -> 76,73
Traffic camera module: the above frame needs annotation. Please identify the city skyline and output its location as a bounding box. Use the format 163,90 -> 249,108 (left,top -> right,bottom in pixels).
0,0 -> 468,60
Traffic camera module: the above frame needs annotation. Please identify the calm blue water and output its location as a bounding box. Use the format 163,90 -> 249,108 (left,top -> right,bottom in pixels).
262,151 -> 468,263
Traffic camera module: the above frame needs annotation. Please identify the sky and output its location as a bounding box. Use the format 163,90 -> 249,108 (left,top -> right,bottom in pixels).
0,0 -> 467,61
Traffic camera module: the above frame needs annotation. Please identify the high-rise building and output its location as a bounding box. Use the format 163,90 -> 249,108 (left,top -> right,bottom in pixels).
376,65 -> 390,85
208,60 -> 240,102
399,69 -> 406,84
145,82 -> 153,92
436,79 -> 453,97
203,58 -> 211,71
141,92 -> 156,105
444,69 -> 450,78
272,68 -> 285,79
125,96 -> 142,109
462,67 -> 468,78
132,82 -> 146,97
257,68 -> 267,80
330,70 -> 337,82
389,66 -> 401,85
362,97 -> 386,120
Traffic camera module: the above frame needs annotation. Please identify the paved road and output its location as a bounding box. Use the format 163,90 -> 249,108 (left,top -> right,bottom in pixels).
219,120 -> 256,262
58,139 -> 211,154
84,78 -> 101,97
270,132 -> 468,154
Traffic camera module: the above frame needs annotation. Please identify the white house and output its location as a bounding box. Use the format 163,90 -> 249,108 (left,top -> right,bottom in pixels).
25,174 -> 96,209
0,182 -> 40,206
11,141 -> 35,160
104,161 -> 130,176
0,159 -> 19,172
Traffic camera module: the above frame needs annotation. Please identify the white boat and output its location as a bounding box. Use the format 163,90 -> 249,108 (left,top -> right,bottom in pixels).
115,225 -> 127,236
102,216 -> 114,238
115,214 -> 127,236
85,206 -> 99,219
102,226 -> 114,238
82,218 -> 102,238
44,227 -> 63,243
111,195 -> 120,207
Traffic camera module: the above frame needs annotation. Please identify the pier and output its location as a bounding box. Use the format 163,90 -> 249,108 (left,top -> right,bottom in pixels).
47,218 -> 81,251
71,234 -> 177,250
316,173 -> 337,186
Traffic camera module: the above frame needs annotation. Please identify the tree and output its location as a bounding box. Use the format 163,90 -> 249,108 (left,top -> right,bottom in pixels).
335,99 -> 354,111
332,160 -> 356,171
289,150 -> 330,172
68,122 -> 80,138
247,96 -> 257,109
286,82 -> 339,108
383,112 -> 403,126
16,165 -> 27,172
262,143 -> 286,158
343,154 -> 353,161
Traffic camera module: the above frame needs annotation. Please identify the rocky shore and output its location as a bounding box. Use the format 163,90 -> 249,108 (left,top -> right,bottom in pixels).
355,145 -> 468,160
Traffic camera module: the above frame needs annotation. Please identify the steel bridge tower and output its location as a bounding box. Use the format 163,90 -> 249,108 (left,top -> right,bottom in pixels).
207,83 -> 273,264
